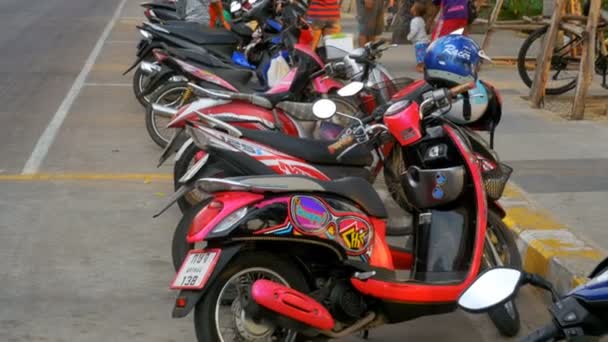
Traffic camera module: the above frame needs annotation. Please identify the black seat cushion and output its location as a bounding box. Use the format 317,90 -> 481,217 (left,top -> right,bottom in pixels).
163,23 -> 239,45
231,175 -> 387,218
240,129 -> 373,167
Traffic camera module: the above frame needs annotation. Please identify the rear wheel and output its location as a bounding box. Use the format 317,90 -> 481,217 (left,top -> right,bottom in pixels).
146,82 -> 196,148
193,253 -> 312,342
484,209 -> 522,337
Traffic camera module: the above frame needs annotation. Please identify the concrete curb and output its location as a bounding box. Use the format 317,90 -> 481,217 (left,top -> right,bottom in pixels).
500,183 -> 607,294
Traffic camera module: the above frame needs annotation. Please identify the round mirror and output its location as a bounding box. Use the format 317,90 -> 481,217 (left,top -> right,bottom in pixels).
458,268 -> 522,312
312,99 -> 337,119
337,82 -> 364,97
230,1 -> 242,13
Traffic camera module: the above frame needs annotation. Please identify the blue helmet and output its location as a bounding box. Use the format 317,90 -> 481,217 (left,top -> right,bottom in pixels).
424,35 -> 486,87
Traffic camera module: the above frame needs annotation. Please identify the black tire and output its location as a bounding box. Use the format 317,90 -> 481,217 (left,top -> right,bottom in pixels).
485,209 -> 522,337
174,144 -> 243,213
133,64 -> 152,107
517,26 -> 578,95
193,252 -> 311,342
383,147 -> 414,214
145,82 -> 193,148
171,199 -> 210,271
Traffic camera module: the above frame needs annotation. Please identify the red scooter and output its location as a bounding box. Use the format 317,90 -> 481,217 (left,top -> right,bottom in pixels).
167,83 -> 520,341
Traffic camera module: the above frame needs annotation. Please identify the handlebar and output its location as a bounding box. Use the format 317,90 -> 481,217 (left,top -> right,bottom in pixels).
326,81 -> 475,156
328,134 -> 355,154
521,322 -> 562,342
449,82 -> 476,97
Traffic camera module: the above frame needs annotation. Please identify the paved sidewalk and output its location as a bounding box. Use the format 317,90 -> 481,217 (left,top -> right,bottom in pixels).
341,13 -> 608,289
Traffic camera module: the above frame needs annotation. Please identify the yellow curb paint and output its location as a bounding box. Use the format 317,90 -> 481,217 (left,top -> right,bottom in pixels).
0,173 -> 172,182
524,237 -> 604,277
505,207 -> 567,230
502,184 -> 526,200
572,277 -> 588,288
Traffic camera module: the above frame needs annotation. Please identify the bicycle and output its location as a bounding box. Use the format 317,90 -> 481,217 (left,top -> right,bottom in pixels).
516,9 -> 608,95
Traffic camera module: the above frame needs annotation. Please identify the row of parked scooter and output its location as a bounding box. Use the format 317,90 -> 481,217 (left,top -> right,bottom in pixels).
125,1 -> 608,341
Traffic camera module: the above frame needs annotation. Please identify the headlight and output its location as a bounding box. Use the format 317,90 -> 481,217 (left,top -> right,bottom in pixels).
139,29 -> 153,39
385,100 -> 411,116
211,207 -> 248,234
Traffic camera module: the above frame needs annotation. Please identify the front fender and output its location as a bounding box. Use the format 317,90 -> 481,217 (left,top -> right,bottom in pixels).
172,244 -> 243,318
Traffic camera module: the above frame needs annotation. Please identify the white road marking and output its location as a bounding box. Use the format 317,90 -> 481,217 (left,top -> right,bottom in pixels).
85,82 -> 131,87
21,0 -> 129,174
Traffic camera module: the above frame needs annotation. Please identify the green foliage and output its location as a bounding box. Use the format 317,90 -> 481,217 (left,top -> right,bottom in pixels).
500,0 -> 543,19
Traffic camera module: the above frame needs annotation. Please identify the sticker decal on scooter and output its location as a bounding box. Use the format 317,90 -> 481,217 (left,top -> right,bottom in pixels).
337,218 -> 372,255
290,196 -> 330,233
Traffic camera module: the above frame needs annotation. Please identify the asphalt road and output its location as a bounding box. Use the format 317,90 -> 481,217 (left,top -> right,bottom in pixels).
0,1 -> 550,341
0,0 -> 122,174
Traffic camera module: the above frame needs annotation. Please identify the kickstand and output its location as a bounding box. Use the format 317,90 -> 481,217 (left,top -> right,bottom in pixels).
358,329 -> 369,340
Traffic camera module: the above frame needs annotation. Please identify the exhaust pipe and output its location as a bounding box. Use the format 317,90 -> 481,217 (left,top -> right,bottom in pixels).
248,279 -> 335,331
140,61 -> 161,76
151,103 -> 178,118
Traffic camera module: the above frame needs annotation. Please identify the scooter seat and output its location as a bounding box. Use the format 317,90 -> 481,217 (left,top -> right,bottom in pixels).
240,128 -> 373,167
162,22 -> 239,46
200,175 -> 387,218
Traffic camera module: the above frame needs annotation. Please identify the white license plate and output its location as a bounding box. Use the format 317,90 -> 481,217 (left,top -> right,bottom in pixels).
171,249 -> 220,290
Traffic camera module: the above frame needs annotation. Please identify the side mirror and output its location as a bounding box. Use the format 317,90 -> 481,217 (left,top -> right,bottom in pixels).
230,1 -> 242,13
458,268 -> 523,313
337,82 -> 364,97
312,99 -> 337,120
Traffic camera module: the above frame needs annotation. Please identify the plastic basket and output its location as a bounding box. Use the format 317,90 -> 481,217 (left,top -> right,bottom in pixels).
483,162 -> 513,201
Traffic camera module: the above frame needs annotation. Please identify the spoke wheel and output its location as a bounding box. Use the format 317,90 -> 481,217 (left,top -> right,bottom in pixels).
517,26 -> 580,95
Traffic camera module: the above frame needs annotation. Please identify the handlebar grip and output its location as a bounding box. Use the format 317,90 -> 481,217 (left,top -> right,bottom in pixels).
371,39 -> 387,49
328,134 -> 355,154
521,322 -> 561,342
449,82 -> 475,97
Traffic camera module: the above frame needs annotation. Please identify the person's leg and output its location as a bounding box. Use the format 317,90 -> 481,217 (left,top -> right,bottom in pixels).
310,20 -> 324,51
356,0 -> 369,46
324,20 -> 341,36
369,2 -> 385,42
208,3 -> 218,28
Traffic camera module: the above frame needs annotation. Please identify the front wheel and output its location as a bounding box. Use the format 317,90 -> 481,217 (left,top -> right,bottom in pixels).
133,63 -> 153,107
193,252 -> 311,342
517,26 -> 580,95
174,144 -> 243,213
484,209 -> 522,337
146,82 -> 196,148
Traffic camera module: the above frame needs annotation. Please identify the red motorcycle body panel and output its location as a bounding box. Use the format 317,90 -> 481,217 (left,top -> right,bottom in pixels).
172,58 -> 239,92
350,125 -> 487,303
384,101 -> 423,146
312,76 -> 343,93
251,279 -> 335,331
266,69 -> 297,94
187,192 -> 263,243
294,43 -> 325,68
392,79 -> 427,100
196,127 -> 332,180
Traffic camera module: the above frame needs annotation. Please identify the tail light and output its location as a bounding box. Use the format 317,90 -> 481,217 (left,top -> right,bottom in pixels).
188,201 -> 223,238
152,49 -> 168,63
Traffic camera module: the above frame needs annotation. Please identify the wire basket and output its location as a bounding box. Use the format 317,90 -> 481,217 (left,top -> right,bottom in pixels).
483,162 -> 513,201
363,77 -> 416,109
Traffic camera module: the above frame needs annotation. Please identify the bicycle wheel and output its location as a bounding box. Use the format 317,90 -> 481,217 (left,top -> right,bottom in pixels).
517,26 -> 580,95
